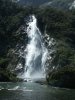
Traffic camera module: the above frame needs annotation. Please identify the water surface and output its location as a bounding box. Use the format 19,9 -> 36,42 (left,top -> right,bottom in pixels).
0,82 -> 75,100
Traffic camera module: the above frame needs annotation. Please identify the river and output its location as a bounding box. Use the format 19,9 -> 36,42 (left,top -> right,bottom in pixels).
0,82 -> 75,100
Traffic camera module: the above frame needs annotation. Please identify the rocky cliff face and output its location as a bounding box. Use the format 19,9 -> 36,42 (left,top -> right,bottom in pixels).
14,0 -> 50,6
40,0 -> 74,10
13,0 -> 75,10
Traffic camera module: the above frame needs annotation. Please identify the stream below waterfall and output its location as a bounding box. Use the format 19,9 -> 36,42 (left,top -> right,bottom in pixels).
0,82 -> 75,100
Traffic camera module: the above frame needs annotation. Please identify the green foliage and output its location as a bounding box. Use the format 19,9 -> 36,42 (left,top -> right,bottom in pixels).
0,0 -> 32,81
0,0 -> 31,57
36,7 -> 75,88
0,58 -> 9,68
0,0 -> 75,84
36,7 -> 75,67
46,66 -> 75,88
0,69 -> 20,82
53,42 -> 75,67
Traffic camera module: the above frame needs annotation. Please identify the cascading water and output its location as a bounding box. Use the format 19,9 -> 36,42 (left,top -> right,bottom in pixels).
20,15 -> 48,79
17,15 -> 55,81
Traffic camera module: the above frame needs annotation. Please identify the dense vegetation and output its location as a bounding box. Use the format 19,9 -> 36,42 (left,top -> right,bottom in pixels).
0,0 -> 75,88
36,7 -> 75,88
0,0 -> 32,56
0,0 -> 33,81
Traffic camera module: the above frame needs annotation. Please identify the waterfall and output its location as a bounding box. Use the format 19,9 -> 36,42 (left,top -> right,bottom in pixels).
16,15 -> 55,81
18,15 -> 48,80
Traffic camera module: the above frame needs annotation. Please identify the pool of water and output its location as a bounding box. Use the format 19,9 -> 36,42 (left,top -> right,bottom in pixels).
0,82 -> 75,100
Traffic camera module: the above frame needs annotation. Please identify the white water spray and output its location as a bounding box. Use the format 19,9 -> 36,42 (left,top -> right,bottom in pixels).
16,15 -> 55,81
20,15 -> 48,79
